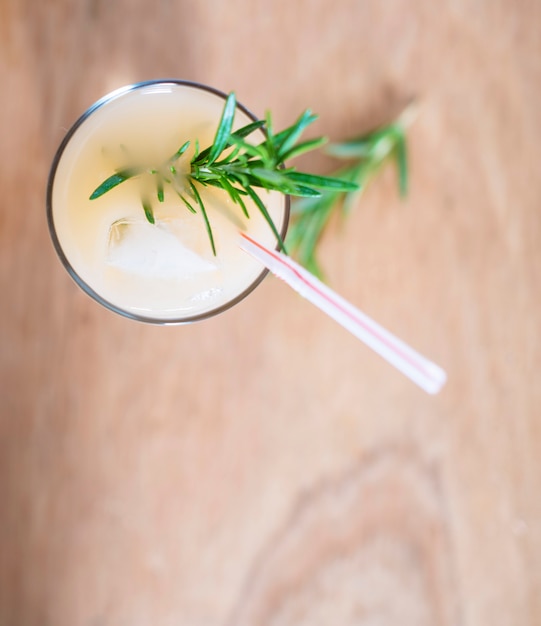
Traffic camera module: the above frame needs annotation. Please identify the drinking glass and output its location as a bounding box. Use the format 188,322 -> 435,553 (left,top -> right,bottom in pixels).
47,80 -> 290,324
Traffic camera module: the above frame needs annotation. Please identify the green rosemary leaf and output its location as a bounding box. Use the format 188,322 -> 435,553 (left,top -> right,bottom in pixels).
233,119 -> 266,139
207,92 -> 236,166
189,180 -> 216,255
222,177 -> 250,217
219,175 -> 250,218
192,139 -> 200,162
288,185 -> 324,198
325,137 -> 376,159
393,127 -> 408,197
227,170 -> 250,189
234,188 -> 249,218
192,168 -> 222,183
326,125 -> 400,159
176,191 -> 197,214
290,189 -> 337,219
286,171 -> 358,191
263,110 -> 278,163
340,163 -> 369,214
288,194 -> 336,278
89,169 -> 139,200
191,147 -> 211,166
280,136 -> 327,162
169,140 -> 191,163
213,144 -> 242,166
275,110 -> 318,157
157,178 -> 164,202
228,135 -> 271,163
265,110 -> 274,140
244,186 -> 286,252
142,198 -> 155,224
250,167 -> 291,189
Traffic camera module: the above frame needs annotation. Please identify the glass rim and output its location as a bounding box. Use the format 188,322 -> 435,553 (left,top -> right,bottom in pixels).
46,79 -> 290,325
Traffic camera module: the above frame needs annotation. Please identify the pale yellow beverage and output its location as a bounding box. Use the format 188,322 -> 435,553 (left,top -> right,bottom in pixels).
47,81 -> 289,322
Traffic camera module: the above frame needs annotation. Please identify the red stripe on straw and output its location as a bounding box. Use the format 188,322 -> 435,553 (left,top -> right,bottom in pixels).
240,232 -> 439,386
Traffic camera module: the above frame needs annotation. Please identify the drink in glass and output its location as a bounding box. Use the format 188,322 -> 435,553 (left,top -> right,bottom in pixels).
47,80 -> 289,323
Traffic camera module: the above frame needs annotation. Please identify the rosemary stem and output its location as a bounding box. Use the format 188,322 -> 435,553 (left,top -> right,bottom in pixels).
89,92 -> 359,257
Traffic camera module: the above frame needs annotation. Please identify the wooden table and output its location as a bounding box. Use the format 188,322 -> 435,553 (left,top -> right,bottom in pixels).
1,1 -> 540,624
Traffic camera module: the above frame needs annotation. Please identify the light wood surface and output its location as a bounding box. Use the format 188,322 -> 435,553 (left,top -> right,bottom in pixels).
1,1 -> 540,625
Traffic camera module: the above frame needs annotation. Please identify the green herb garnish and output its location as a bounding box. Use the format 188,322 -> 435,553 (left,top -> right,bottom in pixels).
286,107 -> 412,278
89,92 -> 358,255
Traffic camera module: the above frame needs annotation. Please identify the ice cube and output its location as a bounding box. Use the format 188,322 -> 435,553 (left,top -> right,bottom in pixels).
107,218 -> 217,279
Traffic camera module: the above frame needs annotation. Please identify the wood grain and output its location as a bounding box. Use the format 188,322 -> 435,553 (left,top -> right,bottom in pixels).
1,1 -> 540,625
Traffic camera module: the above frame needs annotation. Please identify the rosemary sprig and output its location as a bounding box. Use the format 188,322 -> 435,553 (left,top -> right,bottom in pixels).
89,92 -> 358,254
286,107 -> 412,278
